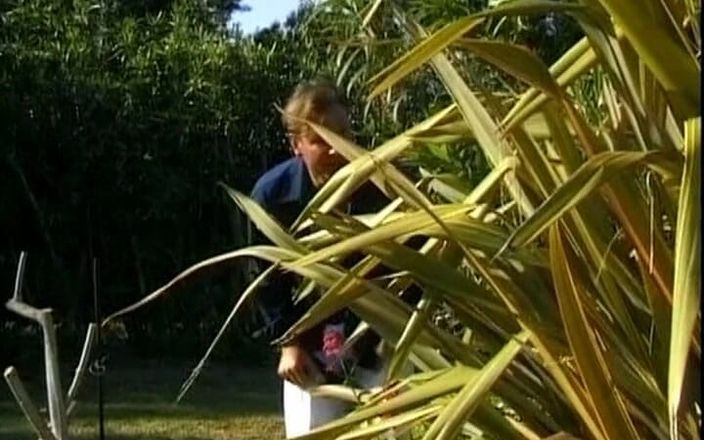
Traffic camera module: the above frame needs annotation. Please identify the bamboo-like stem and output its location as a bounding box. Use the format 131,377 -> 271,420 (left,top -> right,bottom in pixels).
66,323 -> 98,418
13,252 -> 27,301
4,367 -> 58,440
6,301 -> 67,440
6,254 -> 67,440
40,310 -> 67,440
6,299 -> 44,321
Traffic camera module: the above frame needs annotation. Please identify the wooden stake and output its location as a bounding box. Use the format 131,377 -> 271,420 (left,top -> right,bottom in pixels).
4,367 -> 58,440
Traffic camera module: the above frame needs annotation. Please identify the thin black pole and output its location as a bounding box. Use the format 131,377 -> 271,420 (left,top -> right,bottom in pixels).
92,258 -> 105,440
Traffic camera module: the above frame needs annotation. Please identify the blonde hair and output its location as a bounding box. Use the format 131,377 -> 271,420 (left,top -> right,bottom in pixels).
282,79 -> 352,139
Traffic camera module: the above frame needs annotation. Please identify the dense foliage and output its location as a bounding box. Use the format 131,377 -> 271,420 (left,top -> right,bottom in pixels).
0,0 -> 317,360
1,0 -> 579,360
106,0 -> 700,438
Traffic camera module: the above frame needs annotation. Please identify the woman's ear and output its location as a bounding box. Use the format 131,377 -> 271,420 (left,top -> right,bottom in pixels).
288,133 -> 301,156
291,143 -> 301,157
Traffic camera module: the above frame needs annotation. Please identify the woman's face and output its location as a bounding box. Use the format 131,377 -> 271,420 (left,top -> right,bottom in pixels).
292,131 -> 346,187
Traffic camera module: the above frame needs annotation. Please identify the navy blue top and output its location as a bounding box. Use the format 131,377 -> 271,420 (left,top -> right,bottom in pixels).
249,157 -> 386,379
251,157 -> 314,214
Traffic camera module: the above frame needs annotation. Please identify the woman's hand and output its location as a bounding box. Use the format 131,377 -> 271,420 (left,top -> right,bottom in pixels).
278,344 -> 321,387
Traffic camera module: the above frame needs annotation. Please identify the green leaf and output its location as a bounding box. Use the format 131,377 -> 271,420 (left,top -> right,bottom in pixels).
292,106 -> 455,231
369,1 -> 585,99
667,117 -> 701,439
596,0 -> 700,118
421,331 -> 530,440
501,36 -> 597,131
292,204 -> 473,267
387,296 -> 435,381
175,265 -> 277,403
549,225 -> 640,440
101,245 -> 331,325
368,16 -> 485,99
293,365 -> 478,440
454,39 -> 561,98
361,0 -> 384,29
404,24 -> 536,216
500,151 -> 676,251
336,403 -> 441,440
220,184 -> 306,252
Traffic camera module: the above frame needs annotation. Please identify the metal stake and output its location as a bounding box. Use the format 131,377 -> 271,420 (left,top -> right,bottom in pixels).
92,258 -> 105,440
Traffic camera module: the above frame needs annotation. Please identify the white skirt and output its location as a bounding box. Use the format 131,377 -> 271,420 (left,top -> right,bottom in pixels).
283,366 -> 384,438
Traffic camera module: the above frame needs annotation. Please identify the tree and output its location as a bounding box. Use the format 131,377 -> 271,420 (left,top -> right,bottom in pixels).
116,0 -> 249,28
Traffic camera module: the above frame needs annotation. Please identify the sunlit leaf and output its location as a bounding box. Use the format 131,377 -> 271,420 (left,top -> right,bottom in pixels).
550,225 -> 640,440
667,117 -> 701,439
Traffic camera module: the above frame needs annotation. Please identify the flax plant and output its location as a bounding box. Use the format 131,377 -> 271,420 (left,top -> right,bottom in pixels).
104,0 -> 700,438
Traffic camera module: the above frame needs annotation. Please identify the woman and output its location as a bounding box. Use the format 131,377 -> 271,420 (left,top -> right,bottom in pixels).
249,79 -> 387,437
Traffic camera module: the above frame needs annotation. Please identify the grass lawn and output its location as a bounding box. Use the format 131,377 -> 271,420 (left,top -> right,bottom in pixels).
0,357 -> 284,440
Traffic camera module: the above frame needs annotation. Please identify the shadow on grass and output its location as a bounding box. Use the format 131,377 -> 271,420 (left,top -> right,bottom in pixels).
0,357 -> 284,440
0,430 -> 275,440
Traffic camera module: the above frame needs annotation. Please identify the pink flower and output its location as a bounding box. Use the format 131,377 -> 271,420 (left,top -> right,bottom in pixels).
322,324 -> 345,372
